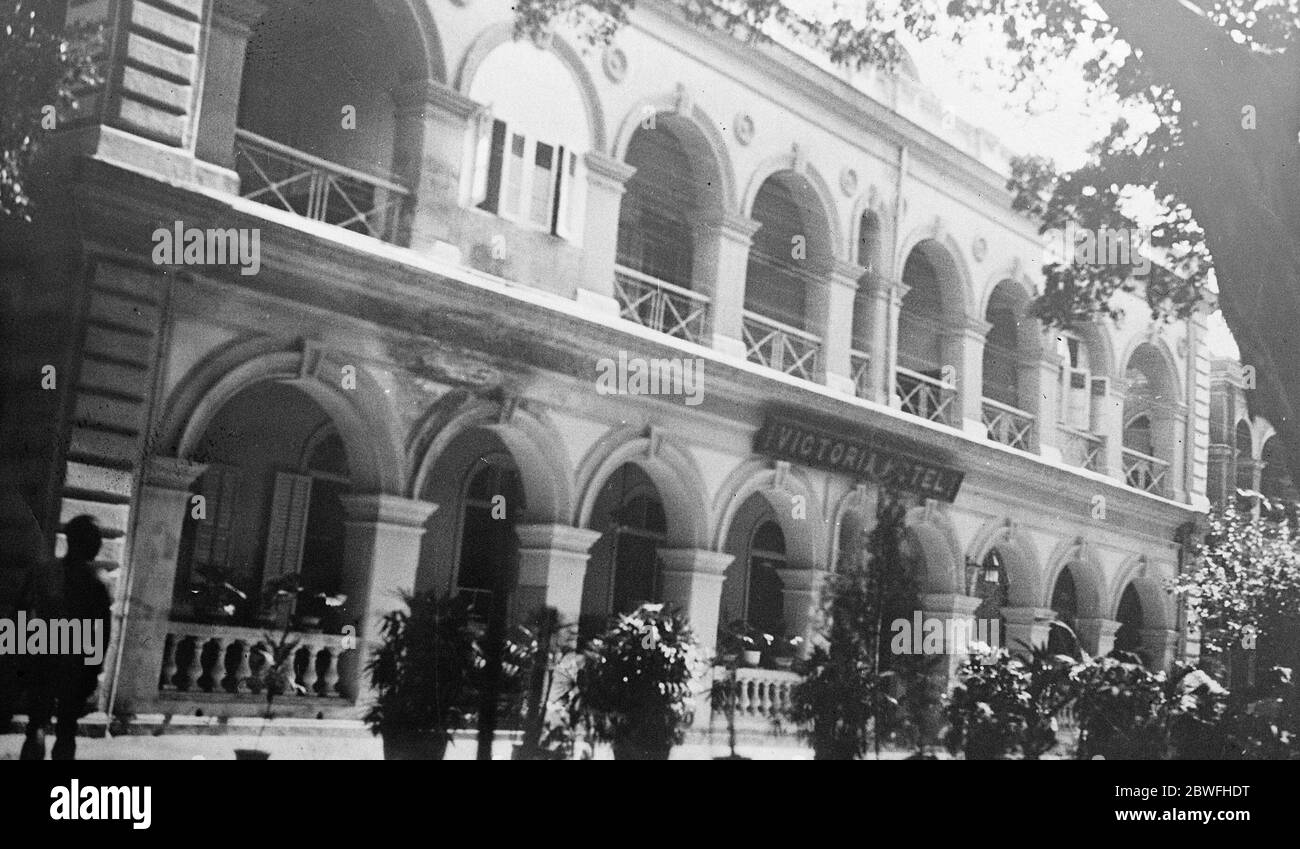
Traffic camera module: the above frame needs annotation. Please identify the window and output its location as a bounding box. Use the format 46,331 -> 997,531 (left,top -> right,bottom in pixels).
1057,334 -> 1093,430
477,119 -> 577,236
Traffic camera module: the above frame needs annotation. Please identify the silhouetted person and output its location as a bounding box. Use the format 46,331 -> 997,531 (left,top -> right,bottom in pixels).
20,515 -> 110,760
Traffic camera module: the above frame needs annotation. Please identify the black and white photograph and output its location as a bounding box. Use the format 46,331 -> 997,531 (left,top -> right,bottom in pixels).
0,0 -> 1296,822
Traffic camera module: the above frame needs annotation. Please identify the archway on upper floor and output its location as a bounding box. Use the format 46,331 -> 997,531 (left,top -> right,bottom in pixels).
981,279 -> 1042,449
896,239 -> 966,423
1123,342 -> 1180,496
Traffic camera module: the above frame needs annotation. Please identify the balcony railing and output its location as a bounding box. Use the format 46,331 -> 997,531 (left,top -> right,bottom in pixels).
982,398 -> 1036,451
234,128 -> 409,243
1123,448 -> 1171,495
715,666 -> 800,728
613,264 -> 710,344
850,349 -> 871,399
1059,426 -> 1105,472
894,366 -> 956,424
159,621 -> 356,699
742,311 -> 822,381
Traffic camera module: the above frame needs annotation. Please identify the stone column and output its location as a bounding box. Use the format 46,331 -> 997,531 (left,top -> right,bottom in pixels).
111,457 -> 206,714
1140,628 -> 1181,670
818,260 -> 865,396
694,212 -> 761,360
917,593 -> 984,682
1074,617 -> 1123,657
194,0 -> 262,174
774,567 -> 826,652
391,80 -> 483,253
877,278 -> 910,408
514,524 -> 601,632
944,316 -> 993,436
1031,347 -> 1063,458
1099,379 -> 1127,480
1207,444 -> 1234,503
577,152 -> 638,316
339,494 -> 438,699
1001,606 -> 1055,659
658,549 -> 733,656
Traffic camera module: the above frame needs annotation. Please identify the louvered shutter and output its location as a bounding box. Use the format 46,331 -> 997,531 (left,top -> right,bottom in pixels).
263,472 -> 313,592
193,464 -> 240,568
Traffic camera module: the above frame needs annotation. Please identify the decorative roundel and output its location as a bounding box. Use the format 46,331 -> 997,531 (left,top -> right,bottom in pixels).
734,113 -> 755,145
839,168 -> 859,197
972,236 -> 988,263
602,46 -> 628,83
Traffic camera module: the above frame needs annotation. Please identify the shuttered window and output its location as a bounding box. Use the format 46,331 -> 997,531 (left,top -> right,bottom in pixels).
193,464 -> 241,569
263,471 -> 313,593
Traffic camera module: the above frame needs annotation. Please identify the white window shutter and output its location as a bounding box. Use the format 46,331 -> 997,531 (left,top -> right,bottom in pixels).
470,110 -> 495,207
264,471 -> 313,587
194,464 -> 240,568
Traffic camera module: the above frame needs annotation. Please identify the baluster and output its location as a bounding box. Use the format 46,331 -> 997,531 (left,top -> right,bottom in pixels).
757,679 -> 771,719
183,636 -> 205,692
322,649 -> 341,698
301,645 -> 320,696
160,633 -> 178,690
209,636 -> 228,693
234,641 -> 253,694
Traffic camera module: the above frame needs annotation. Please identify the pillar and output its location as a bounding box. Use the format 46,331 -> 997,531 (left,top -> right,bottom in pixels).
513,524 -> 601,632
1031,345 -> 1063,458
1074,617 -> 1122,657
111,457 -> 206,714
194,0 -> 262,174
339,494 -> 438,699
1001,606 -> 1055,659
774,567 -> 827,652
944,316 -> 993,436
867,276 -> 908,406
1099,379 -> 1127,480
695,212 -> 761,360
577,152 -> 638,315
819,260 -> 865,396
917,593 -> 984,681
391,80 -> 482,253
1140,627 -> 1181,670
658,549 -> 733,656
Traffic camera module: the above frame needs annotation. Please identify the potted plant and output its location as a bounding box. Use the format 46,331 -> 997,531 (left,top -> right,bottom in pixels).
722,621 -> 767,667
234,573 -> 310,760
573,603 -> 704,760
365,590 -> 479,760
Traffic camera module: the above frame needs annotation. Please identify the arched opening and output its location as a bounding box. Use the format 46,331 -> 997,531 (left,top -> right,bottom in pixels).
1047,567 -> 1080,657
580,464 -> 667,635
1055,330 -> 1106,470
982,281 -> 1037,450
743,172 -> 832,381
1260,436 -> 1299,505
719,494 -> 789,647
453,457 -> 524,621
1122,345 -> 1177,495
176,382 -> 354,628
1235,421 -> 1255,495
469,40 -> 591,239
896,241 -> 960,423
1114,583 -> 1144,658
850,212 -> 883,396
969,548 -> 1010,649
235,1 -> 416,241
614,118 -> 719,342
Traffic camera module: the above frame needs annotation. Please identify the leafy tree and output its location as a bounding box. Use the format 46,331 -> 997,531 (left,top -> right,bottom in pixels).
510,0 -> 1300,492
1173,500 -> 1300,658
1,1 -> 103,221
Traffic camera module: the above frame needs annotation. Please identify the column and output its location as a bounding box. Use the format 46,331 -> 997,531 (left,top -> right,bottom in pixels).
875,277 -> 909,407
1099,379 -> 1127,480
1031,345 -> 1063,458
1206,444 -> 1234,503
1140,627 -> 1181,670
577,152 -> 638,315
819,260 -> 865,396
658,549 -> 733,655
774,567 -> 827,652
194,0 -> 261,175
1001,606 -> 1055,659
694,212 -> 761,359
918,593 -> 983,682
1074,617 -> 1122,657
943,316 -> 992,436
111,457 -> 206,714
391,80 -> 482,254
514,523 -> 601,632
339,494 -> 439,699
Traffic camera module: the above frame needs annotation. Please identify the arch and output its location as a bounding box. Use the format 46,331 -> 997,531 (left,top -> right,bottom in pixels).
408,392 -> 571,526
1120,337 -> 1183,406
1042,540 -> 1106,620
966,519 -> 1042,609
901,503 -> 963,595
712,459 -> 825,571
574,426 -> 710,550
829,485 -> 875,572
455,23 -> 607,152
159,338 -> 402,495
741,156 -> 844,260
611,96 -> 736,215
982,277 -> 1043,412
895,227 -> 974,319
1260,433 -> 1298,503
1111,556 -> 1175,631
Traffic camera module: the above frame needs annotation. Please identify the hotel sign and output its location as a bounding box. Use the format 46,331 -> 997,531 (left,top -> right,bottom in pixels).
753,414 -> 964,503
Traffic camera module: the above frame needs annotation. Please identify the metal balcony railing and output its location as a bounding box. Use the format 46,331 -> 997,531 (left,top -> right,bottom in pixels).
742,311 -> 821,381
1059,426 -> 1105,472
613,264 -> 710,345
1123,448 -> 1171,495
850,349 -> 871,400
894,366 -> 956,424
234,128 -> 408,243
982,398 -> 1036,451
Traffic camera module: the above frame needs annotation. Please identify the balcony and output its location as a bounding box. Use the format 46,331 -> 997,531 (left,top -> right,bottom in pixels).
742,311 -> 822,381
982,398 -> 1036,452
613,264 -> 710,345
850,349 -> 871,400
894,366 -> 956,424
1059,427 -> 1105,473
1123,448 -> 1171,495
714,666 -> 800,729
233,129 -> 409,243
